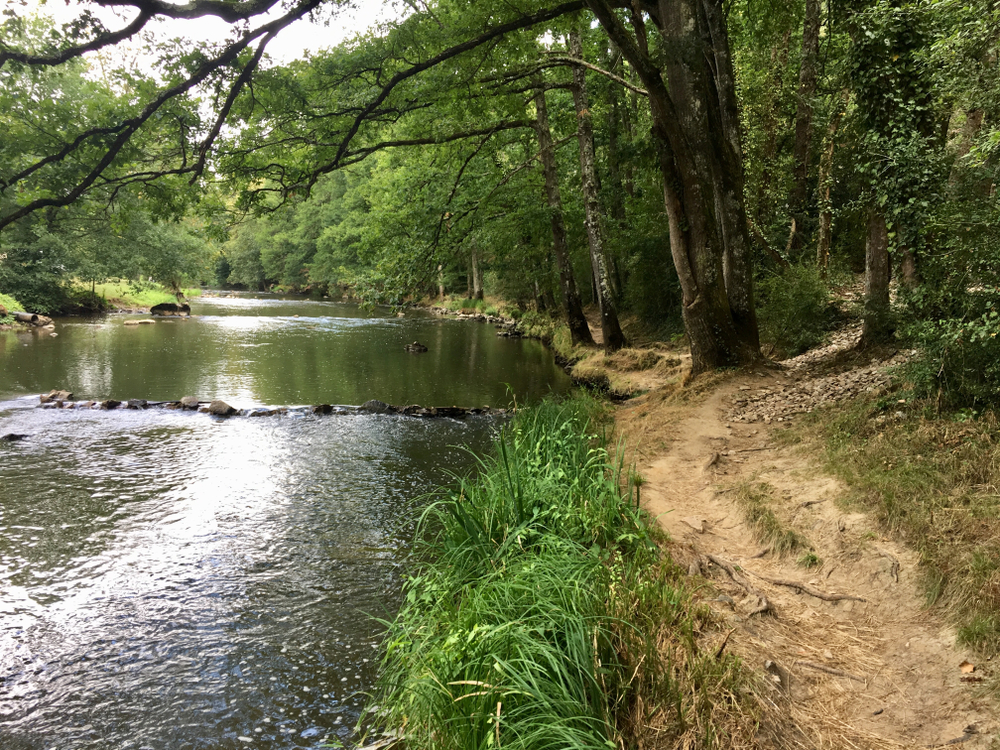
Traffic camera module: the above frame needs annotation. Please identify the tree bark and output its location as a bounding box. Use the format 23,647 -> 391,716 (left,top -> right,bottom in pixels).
757,30 -> 791,227
860,212 -> 893,345
532,84 -> 595,347
570,26 -> 626,351
470,238 -> 484,300
791,0 -> 821,212
816,91 -> 848,274
587,0 -> 761,372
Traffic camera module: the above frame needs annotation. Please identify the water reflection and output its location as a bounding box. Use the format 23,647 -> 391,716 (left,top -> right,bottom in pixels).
0,296 -> 572,406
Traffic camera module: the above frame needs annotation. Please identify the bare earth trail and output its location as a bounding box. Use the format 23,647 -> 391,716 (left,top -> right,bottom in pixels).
616,334 -> 999,749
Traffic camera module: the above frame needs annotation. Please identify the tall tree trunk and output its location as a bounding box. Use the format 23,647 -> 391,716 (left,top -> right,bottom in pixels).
570,26 -> 627,352
860,212 -> 893,345
437,264 -> 445,299
470,238 -> 484,300
588,0 -> 761,372
791,0 -> 822,213
757,30 -> 791,227
532,84 -> 595,347
815,94 -> 847,274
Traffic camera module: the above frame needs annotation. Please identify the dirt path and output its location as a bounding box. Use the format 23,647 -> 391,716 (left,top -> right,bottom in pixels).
618,341 -> 998,749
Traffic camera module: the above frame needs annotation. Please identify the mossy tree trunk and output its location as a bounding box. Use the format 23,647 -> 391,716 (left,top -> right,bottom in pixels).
569,26 -> 626,352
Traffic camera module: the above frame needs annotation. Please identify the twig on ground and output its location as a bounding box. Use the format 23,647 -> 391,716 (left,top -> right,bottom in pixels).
793,659 -> 866,683
714,628 -> 737,660
798,498 -> 826,508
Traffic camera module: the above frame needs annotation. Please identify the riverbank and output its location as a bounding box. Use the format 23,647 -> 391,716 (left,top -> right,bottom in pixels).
425,296 -> 689,398
81,282 -> 202,312
370,397 -> 762,749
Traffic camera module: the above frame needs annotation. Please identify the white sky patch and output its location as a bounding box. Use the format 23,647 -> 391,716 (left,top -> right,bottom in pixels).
18,0 -> 401,67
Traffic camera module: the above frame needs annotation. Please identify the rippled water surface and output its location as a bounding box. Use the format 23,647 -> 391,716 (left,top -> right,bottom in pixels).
0,296 -> 573,749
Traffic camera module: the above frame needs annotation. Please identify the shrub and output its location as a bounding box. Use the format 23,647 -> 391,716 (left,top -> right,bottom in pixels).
756,264 -> 832,357
0,292 -> 24,324
904,309 -> 1000,408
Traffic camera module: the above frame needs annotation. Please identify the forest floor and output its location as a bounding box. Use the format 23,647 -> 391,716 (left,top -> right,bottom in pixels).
609,324 -> 1000,749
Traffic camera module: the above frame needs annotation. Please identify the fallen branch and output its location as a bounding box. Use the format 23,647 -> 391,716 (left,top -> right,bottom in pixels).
793,659 -> 866,683
746,570 -> 867,603
798,499 -> 826,508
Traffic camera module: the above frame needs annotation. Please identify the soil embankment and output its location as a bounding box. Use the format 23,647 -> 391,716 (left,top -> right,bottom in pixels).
615,329 -> 999,749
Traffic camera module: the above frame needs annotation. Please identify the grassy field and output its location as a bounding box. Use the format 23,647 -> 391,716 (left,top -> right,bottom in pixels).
371,397 -> 759,749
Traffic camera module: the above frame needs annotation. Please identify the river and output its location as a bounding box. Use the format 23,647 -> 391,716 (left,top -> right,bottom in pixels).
0,295 -> 573,750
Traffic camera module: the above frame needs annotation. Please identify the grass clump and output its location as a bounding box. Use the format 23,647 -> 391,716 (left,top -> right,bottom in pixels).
803,395 -> 1000,660
373,397 -> 758,749
732,480 -> 808,556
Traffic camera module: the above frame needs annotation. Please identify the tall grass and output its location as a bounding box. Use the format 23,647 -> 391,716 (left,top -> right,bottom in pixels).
372,397 -> 757,749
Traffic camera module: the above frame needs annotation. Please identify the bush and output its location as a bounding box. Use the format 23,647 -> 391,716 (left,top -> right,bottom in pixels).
0,247 -> 69,314
756,264 -> 832,357
0,292 -> 24,325
904,308 -> 1000,408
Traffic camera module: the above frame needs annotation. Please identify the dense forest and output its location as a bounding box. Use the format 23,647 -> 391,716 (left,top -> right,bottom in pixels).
2,0 -> 1000,395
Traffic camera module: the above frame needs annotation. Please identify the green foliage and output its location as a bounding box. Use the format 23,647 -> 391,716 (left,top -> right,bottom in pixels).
756,264 -> 832,356
0,291 -> 23,325
375,398 -> 755,748
0,245 -> 70,314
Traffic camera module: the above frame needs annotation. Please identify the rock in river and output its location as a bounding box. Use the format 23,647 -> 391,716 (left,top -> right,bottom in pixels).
150,302 -> 191,316
404,341 -> 428,353
205,400 -> 236,416
180,396 -> 200,410
40,390 -> 73,404
362,399 -> 395,414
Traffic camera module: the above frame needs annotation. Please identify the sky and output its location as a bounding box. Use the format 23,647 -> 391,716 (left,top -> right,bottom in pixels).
19,0 -> 401,66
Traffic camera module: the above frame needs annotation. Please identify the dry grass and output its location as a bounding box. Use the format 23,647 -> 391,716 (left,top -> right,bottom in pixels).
613,370 -> 732,463
571,346 -> 686,399
731,480 -> 809,557
794,395 -> 1000,662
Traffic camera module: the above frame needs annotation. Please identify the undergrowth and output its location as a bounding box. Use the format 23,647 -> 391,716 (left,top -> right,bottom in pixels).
799,395 -> 1000,662
372,397 -> 758,749
0,292 -> 24,325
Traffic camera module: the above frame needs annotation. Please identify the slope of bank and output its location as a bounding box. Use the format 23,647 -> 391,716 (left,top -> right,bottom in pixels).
614,329 -> 1000,748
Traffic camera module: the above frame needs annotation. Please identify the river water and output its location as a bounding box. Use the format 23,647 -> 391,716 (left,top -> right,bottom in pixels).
0,295 -> 573,750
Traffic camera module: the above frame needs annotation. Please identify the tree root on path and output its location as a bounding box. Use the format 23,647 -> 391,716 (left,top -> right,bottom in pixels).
745,569 -> 867,603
